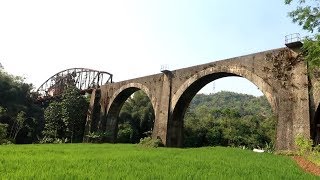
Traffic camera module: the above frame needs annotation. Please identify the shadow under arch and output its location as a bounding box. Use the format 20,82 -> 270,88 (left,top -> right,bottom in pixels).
167,66 -> 277,147
105,83 -> 156,142
313,103 -> 320,144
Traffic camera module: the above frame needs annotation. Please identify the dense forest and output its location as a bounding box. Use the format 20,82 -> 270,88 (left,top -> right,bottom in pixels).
0,69 -> 276,149
0,70 -> 88,144
0,70 -> 43,144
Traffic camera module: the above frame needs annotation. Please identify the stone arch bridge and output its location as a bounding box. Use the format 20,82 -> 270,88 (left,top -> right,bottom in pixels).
83,47 -> 319,151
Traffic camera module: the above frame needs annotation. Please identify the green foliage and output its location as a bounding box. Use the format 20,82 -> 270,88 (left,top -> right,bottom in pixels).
39,137 -> 65,144
138,137 -> 163,148
43,86 -> 88,143
10,111 -> 27,140
43,102 -> 64,139
264,141 -> 275,153
0,144 -> 317,179
117,122 -> 134,143
293,135 -> 320,167
0,123 -> 8,144
184,91 -> 276,149
0,70 -> 43,144
61,86 -> 88,143
303,34 -> 320,72
118,90 -> 155,143
285,0 -> 320,33
285,0 -> 320,71
85,131 -> 110,143
295,134 -> 313,155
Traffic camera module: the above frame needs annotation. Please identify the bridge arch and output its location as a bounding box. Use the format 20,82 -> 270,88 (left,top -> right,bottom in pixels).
168,65 -> 278,147
105,83 -> 156,142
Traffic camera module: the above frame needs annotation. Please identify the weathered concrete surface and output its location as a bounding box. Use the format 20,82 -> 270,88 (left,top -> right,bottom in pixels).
84,47 -> 311,151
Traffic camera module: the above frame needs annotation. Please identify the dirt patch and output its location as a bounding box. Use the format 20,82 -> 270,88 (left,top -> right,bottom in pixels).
293,156 -> 320,176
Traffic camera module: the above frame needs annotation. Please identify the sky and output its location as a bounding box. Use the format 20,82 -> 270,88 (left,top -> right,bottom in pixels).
0,0 -> 306,96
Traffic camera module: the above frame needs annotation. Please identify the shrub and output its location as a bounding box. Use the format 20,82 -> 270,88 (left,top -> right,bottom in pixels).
0,123 -> 8,143
138,137 -> 163,148
295,134 -> 313,156
313,144 -> 320,152
264,141 -> 275,153
86,131 -> 110,143
39,137 -> 65,144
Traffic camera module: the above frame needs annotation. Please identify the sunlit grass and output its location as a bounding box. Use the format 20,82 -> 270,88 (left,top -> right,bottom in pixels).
0,144 -> 317,179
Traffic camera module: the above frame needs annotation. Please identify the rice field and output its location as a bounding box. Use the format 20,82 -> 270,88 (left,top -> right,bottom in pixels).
0,143 -> 317,179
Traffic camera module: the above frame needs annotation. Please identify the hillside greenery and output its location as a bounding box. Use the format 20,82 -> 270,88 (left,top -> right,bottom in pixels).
184,91 -> 275,149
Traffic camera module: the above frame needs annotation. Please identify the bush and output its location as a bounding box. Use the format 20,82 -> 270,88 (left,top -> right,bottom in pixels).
0,123 -> 8,144
295,134 -> 313,156
0,123 -> 12,145
264,141 -> 275,153
138,137 -> 163,148
39,137 -> 65,144
86,132 -> 110,143
117,122 -> 134,143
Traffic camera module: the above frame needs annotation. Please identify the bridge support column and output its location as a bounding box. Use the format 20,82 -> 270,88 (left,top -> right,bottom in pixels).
152,72 -> 172,145
83,89 -> 101,142
105,115 -> 117,143
276,95 -> 310,151
275,60 -> 310,151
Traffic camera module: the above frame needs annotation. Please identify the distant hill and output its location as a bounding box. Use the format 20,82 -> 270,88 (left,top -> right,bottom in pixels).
184,91 -> 275,148
188,91 -> 273,118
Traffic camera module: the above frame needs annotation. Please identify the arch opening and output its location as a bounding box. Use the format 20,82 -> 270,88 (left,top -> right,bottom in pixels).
106,88 -> 155,143
168,73 -> 276,150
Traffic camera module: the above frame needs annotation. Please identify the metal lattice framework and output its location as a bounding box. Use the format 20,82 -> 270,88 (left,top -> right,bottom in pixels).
37,68 -> 113,99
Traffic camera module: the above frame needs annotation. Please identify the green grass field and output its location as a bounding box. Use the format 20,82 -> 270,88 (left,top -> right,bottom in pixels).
0,144 -> 317,179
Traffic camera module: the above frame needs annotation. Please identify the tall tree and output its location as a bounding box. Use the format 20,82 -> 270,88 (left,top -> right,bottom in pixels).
61,86 -> 88,143
42,86 -> 88,143
10,111 -> 26,140
43,102 -> 64,141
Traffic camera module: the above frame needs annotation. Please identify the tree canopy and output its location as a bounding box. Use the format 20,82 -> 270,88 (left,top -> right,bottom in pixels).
42,85 -> 88,143
0,70 -> 43,144
285,0 -> 320,71
285,0 -> 320,33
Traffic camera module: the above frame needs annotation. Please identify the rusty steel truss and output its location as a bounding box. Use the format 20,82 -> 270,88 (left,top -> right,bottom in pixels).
37,68 -> 112,99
